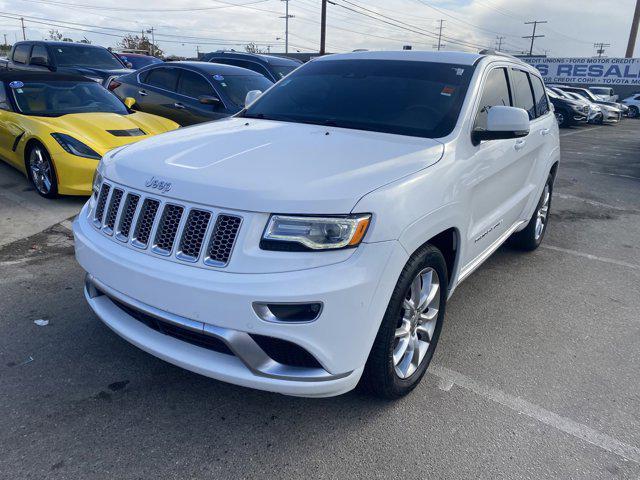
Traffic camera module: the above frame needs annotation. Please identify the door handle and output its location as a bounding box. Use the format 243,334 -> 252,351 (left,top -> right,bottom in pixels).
514,139 -> 526,151
173,102 -> 185,109
138,90 -> 147,96
540,128 -> 551,136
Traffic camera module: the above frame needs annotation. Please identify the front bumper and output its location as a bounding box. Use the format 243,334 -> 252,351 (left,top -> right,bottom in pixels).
52,150 -> 98,196
73,208 -> 407,397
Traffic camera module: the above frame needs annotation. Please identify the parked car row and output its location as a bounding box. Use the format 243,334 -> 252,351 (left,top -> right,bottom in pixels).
546,84 -> 630,127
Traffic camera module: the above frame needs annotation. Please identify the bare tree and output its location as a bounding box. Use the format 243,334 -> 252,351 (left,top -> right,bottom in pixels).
119,34 -> 163,57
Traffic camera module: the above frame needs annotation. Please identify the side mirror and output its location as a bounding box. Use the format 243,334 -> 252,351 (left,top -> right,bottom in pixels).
244,89 -> 262,107
472,106 -> 529,144
30,57 -> 51,69
125,62 -> 133,69
123,97 -> 136,109
198,95 -> 221,106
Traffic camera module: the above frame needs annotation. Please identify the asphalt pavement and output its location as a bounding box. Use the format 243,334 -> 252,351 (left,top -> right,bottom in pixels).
1,120 -> 639,479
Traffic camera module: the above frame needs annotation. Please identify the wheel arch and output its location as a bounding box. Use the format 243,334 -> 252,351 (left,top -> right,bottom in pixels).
23,137 -> 58,179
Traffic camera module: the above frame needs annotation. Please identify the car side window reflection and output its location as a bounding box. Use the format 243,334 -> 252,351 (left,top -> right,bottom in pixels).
474,67 -> 511,131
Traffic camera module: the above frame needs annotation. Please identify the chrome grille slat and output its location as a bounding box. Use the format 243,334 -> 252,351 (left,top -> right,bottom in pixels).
93,183 -> 111,227
151,204 -> 184,255
132,198 -> 160,249
90,180 -> 242,268
115,193 -> 140,242
205,214 -> 242,267
177,209 -> 212,262
103,188 -> 124,235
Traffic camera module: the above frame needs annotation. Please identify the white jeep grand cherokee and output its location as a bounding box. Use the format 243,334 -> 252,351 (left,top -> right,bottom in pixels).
74,51 -> 559,398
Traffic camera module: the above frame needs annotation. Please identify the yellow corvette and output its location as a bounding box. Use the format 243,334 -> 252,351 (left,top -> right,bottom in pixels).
0,72 -> 178,198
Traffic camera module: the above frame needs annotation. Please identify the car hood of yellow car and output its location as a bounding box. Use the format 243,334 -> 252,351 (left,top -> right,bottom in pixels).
32,112 -> 178,153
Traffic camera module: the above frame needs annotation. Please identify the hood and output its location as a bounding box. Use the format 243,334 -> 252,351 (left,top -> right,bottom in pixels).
57,66 -> 134,79
102,117 -> 444,214
34,112 -> 174,153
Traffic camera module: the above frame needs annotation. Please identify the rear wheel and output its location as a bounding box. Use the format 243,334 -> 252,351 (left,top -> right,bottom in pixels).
26,143 -> 58,199
509,173 -> 553,251
360,244 -> 447,399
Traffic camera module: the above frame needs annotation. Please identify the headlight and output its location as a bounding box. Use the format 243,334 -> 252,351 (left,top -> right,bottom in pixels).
592,105 -> 602,112
261,214 -> 371,251
51,133 -> 101,160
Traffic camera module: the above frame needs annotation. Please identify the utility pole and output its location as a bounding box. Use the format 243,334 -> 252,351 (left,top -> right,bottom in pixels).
593,42 -> 610,58
626,0 -> 640,57
320,0 -> 327,55
3,34 -> 7,47
146,27 -> 155,56
495,35 -> 505,51
20,17 -> 26,40
280,0 -> 294,54
523,20 -> 547,56
435,19 -> 445,51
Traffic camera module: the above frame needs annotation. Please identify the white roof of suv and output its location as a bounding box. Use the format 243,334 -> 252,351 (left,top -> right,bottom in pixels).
314,50 -> 494,65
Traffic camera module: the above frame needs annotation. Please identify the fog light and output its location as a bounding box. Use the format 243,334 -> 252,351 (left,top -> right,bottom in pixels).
253,302 -> 323,323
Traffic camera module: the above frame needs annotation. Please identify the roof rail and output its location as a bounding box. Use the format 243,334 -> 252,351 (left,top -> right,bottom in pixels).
478,49 -> 522,61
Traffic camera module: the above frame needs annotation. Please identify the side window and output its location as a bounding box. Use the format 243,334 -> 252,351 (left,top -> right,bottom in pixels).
30,45 -> 49,65
511,69 -> 536,120
177,70 -> 214,98
144,67 -> 179,91
474,67 -> 511,131
13,44 -> 31,64
0,83 -> 10,110
635,95 -> 640,100
530,75 -> 549,117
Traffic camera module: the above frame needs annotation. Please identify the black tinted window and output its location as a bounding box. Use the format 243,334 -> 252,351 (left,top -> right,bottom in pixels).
530,75 -> 549,117
511,69 -> 535,120
177,70 -> 213,98
145,68 -> 179,91
30,45 -> 49,64
244,60 -> 474,138
13,44 -> 31,64
51,45 -> 123,69
474,68 -> 511,130
222,59 -> 270,78
211,74 -> 273,106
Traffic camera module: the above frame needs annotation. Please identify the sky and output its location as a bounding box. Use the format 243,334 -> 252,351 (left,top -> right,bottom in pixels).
0,0 -> 637,58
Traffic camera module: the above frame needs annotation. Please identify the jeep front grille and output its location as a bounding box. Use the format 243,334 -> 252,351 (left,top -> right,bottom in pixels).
92,180 -> 241,268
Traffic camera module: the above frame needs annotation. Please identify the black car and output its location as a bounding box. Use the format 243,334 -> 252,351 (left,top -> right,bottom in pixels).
545,88 -> 589,127
202,51 -> 301,83
109,61 -> 274,126
5,41 -> 133,87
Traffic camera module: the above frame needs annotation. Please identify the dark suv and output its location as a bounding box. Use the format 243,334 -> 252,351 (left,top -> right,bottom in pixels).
202,51 -> 301,82
5,41 -> 132,87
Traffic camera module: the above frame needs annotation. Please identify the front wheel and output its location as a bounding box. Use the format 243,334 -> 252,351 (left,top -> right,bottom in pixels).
26,143 -> 58,199
509,173 -> 553,251
360,244 -> 447,399
555,110 -> 568,127
629,106 -> 639,118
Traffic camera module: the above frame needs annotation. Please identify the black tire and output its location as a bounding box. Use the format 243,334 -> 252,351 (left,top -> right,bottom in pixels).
509,173 -> 553,251
25,142 -> 59,199
629,106 -> 639,119
360,244 -> 448,399
555,109 -> 568,128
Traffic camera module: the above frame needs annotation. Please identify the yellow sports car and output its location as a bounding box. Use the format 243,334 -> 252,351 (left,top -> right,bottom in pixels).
0,72 -> 178,198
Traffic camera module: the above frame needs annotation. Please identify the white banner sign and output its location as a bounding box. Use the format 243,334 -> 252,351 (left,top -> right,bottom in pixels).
523,57 -> 640,85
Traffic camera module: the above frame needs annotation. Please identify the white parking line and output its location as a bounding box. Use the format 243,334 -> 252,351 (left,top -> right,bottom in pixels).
591,171 -> 640,181
541,245 -> 640,271
559,126 -> 604,137
429,365 -> 640,464
555,193 -> 639,213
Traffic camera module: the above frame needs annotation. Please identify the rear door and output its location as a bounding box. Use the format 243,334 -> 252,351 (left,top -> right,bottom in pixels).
135,66 -> 180,121
175,69 -> 227,125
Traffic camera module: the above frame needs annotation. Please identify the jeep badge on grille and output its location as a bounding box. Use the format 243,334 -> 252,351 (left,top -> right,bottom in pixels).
145,177 -> 172,193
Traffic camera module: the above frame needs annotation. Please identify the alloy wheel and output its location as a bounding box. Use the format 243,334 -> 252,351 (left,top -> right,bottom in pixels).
29,147 -> 53,195
393,267 -> 440,379
535,184 -> 550,240
555,111 -> 565,126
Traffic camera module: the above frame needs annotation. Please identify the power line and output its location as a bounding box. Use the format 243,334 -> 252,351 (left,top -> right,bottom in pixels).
523,20 -> 547,56
18,0 -> 272,13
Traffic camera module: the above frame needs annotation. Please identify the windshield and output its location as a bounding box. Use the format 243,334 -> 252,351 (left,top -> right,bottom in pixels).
243,59 -> 474,138
210,74 -> 273,106
52,45 -> 124,69
120,55 -> 162,70
10,81 -> 128,116
271,64 -> 298,79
